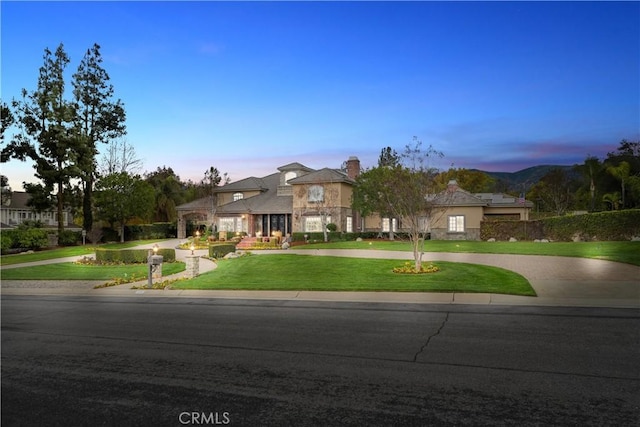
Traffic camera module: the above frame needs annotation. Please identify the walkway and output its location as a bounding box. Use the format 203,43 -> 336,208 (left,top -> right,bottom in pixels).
2,240 -> 638,308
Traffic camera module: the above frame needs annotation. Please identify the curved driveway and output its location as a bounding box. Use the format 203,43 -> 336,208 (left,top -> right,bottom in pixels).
2,240 -> 638,307
261,248 -> 640,305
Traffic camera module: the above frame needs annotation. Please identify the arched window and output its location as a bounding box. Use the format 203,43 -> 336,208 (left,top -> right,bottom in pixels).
233,192 -> 244,201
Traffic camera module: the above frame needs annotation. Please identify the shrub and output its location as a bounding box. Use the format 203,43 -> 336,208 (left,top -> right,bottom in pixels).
392,261 -> 440,274
326,223 -> 337,232
209,243 -> 236,259
1,233 -> 13,253
13,227 -> 48,250
125,223 -> 177,240
95,248 -> 176,264
58,230 -> 81,246
540,209 -> 640,241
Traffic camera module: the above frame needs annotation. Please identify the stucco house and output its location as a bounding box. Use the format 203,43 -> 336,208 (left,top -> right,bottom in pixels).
176,159 -> 532,241
427,180 -> 533,240
176,157 -> 360,239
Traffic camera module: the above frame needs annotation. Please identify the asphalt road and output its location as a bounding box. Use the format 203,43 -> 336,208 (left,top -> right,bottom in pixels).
2,296 -> 639,426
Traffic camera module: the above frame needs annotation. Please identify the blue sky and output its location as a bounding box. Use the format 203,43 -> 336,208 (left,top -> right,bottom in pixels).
2,1 -> 639,190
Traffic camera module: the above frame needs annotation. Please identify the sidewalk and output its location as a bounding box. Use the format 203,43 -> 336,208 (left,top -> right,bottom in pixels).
2,240 -> 639,308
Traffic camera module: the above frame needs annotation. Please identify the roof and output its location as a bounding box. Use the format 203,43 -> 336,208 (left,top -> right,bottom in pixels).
287,168 -> 354,185
475,193 -> 534,208
175,195 -> 215,211
212,176 -> 267,193
430,187 -> 488,207
216,173 -> 292,214
1,192 -> 32,209
277,162 -> 314,173
430,188 -> 533,208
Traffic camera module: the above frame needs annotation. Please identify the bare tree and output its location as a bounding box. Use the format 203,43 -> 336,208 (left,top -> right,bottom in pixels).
295,176 -> 340,242
98,138 -> 143,176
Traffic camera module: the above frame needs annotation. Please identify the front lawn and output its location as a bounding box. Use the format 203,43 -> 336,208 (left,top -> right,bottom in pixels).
0,239 -> 169,266
298,240 -> 640,266
0,261 -> 186,281
171,255 -> 536,296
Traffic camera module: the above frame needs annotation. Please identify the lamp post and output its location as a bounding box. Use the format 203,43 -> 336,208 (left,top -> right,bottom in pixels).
147,244 -> 161,288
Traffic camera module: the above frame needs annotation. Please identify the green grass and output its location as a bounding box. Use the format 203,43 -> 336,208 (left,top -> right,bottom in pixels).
0,261 -> 185,280
0,239 -> 168,266
298,240 -> 640,266
172,255 -> 536,296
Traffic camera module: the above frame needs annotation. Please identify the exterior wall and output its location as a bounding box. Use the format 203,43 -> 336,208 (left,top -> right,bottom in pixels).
427,206 -> 484,241
291,182 -> 353,232
484,206 -> 530,220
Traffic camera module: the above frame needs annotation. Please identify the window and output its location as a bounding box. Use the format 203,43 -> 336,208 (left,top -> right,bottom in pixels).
233,192 -> 243,201
308,185 -> 324,202
304,216 -> 331,232
219,217 -> 235,231
284,171 -> 297,185
382,218 -> 397,232
448,215 -> 465,232
346,216 -> 353,233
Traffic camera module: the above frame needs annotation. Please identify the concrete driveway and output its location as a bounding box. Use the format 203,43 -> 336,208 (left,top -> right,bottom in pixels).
2,240 -> 638,308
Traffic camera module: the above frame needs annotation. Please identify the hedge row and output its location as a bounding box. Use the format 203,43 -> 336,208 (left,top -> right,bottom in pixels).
480,221 -> 544,241
209,243 -> 237,259
480,210 -> 640,241
124,223 -> 177,240
540,209 -> 640,241
95,248 -> 176,264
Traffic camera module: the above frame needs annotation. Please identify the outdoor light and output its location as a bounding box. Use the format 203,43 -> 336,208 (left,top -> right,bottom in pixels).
153,244 -> 159,254
190,243 -> 195,255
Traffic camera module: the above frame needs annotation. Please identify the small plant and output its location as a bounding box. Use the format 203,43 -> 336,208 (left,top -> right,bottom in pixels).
95,273 -> 144,288
392,261 -> 440,274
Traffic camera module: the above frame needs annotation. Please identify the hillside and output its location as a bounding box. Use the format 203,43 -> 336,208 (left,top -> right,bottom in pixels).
471,165 -> 575,192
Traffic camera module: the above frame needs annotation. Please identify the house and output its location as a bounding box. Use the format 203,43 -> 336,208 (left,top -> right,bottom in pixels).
427,180 -> 533,240
0,191 -> 76,229
176,157 -> 360,239
176,161 -> 532,241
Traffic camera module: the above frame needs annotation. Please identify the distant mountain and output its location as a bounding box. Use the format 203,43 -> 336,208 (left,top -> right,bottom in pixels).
471,165 -> 575,192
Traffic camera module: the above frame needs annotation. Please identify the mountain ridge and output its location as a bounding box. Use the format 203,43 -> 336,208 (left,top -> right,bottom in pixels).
470,164 -> 575,192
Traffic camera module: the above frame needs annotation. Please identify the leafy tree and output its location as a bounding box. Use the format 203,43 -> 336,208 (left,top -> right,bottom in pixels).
353,137 -> 446,271
72,43 -> 126,232
528,168 -> 576,215
94,172 -> 154,242
606,161 -> 631,209
574,156 -> 604,211
1,101 -> 14,146
435,168 -> 495,193
378,146 -> 400,168
144,166 -> 186,223
3,44 -> 79,233
1,174 -> 11,205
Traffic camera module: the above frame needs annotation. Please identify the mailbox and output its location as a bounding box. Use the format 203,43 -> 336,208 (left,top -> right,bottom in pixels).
150,255 -> 163,265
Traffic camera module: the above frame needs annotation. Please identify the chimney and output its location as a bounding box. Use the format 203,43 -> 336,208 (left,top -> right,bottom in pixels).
447,179 -> 459,192
346,156 -> 360,180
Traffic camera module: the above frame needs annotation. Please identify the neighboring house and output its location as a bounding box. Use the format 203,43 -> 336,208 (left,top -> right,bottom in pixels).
427,180 -> 533,240
176,160 -> 532,241
0,191 -> 75,229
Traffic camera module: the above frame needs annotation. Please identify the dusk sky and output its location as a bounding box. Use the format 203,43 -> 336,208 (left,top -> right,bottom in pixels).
2,1 -> 639,191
